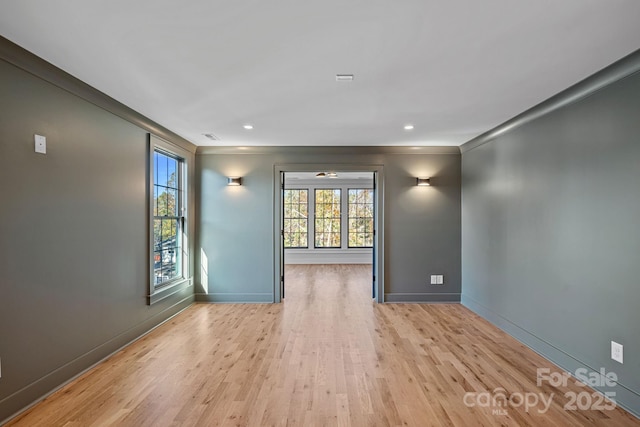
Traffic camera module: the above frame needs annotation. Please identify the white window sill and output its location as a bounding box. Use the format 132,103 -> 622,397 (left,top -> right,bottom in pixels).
148,277 -> 192,305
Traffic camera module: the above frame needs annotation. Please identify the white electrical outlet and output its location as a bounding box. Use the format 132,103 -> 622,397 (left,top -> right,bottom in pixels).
35,134 -> 46,154
611,341 -> 623,364
430,275 -> 444,285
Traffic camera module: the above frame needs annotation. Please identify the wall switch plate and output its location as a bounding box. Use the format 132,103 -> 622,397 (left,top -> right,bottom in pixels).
611,341 -> 623,364
35,134 -> 46,154
430,275 -> 438,285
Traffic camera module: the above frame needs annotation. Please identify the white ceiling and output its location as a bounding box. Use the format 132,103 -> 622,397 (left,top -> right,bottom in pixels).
1,1 -> 639,147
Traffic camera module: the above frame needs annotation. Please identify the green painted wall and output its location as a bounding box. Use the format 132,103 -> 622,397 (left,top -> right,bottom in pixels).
0,48 -> 195,422
462,55 -> 640,415
195,149 -> 461,303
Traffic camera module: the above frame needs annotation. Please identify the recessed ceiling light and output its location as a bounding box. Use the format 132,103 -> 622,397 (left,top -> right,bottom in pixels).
315,172 -> 327,178
404,124 -> 414,131
336,74 -> 354,82
243,124 -> 253,130
327,172 -> 338,178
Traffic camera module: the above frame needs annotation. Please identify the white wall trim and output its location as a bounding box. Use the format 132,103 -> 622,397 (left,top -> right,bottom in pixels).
284,179 -> 374,252
274,163 -> 385,303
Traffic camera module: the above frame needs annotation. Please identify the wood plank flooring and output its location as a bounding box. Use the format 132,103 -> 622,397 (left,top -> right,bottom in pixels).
6,264 -> 639,426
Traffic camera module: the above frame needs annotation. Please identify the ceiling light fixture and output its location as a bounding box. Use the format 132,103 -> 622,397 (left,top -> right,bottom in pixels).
243,124 -> 253,130
315,172 -> 338,178
404,124 -> 414,131
335,74 -> 354,82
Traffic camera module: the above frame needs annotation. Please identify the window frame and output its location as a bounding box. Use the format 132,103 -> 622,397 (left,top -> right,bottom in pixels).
314,188 -> 342,248
347,188 -> 375,248
283,188 -> 309,249
148,135 -> 192,305
152,149 -> 185,287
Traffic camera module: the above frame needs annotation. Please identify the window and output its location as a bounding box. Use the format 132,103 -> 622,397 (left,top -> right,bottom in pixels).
348,189 -> 374,247
315,189 -> 341,248
153,150 -> 184,287
284,189 -> 308,248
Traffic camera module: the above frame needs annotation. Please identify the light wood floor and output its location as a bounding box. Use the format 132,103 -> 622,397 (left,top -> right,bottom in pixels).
6,265 -> 639,426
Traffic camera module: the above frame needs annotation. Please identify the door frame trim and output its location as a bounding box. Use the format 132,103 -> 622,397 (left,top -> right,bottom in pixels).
273,163 -> 385,303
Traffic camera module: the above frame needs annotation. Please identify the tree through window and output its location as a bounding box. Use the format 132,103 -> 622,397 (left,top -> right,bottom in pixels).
348,189 -> 374,247
284,189 -> 308,248
153,150 -> 184,287
315,189 -> 341,248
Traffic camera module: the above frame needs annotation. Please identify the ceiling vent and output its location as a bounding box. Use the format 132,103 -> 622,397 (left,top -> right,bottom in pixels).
202,133 -> 220,141
335,74 -> 354,82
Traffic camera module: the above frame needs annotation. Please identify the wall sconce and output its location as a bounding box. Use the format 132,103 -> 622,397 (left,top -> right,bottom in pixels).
416,177 -> 431,186
227,177 -> 242,186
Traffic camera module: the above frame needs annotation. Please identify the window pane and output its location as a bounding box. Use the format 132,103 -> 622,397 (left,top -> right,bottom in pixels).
157,153 -> 168,187
315,189 -> 341,248
348,189 -> 374,248
156,189 -> 167,215
283,189 -> 308,248
169,188 -> 178,216
154,152 -> 160,186
153,219 -> 161,248
167,157 -> 177,187
153,150 -> 184,288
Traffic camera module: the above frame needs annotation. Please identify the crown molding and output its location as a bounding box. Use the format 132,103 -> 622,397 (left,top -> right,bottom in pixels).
0,36 -> 196,154
196,145 -> 460,155
461,48 -> 640,154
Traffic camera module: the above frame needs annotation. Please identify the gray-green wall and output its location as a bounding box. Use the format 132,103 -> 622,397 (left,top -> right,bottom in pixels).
0,40 -> 195,422
461,54 -> 640,415
195,148 -> 461,303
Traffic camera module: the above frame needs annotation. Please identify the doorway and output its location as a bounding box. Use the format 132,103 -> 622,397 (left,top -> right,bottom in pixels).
273,164 -> 385,303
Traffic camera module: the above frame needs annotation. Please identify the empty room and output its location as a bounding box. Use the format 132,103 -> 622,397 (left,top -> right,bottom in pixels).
1,1 -> 639,426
